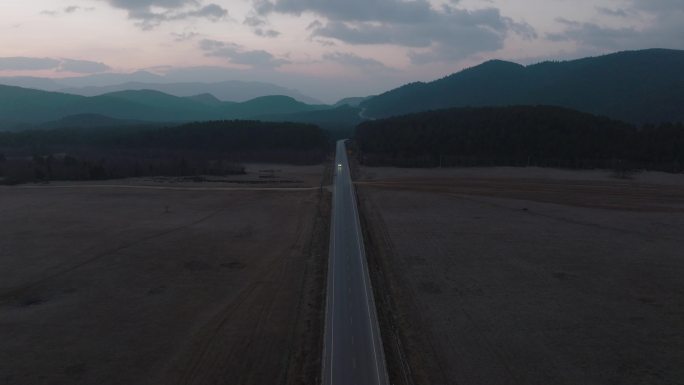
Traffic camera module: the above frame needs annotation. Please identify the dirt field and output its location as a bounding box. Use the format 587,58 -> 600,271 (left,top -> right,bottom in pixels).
0,165 -> 330,385
357,167 -> 684,385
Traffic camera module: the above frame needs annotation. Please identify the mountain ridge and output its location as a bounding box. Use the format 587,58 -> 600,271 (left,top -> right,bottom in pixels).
0,76 -> 320,104
0,85 -> 328,126
361,48 -> 684,124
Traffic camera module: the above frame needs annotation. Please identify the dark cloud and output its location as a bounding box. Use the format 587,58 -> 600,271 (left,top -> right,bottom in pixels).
244,15 -> 279,37
311,8 -> 522,62
258,0 -> 433,23
0,57 -> 110,73
184,4 -> 227,19
199,39 -> 289,68
306,20 -> 323,30
254,1 -> 535,63
100,0 -> 227,29
253,0 -> 275,15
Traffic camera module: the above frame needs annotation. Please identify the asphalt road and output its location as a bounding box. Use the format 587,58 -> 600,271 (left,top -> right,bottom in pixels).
323,140 -> 389,385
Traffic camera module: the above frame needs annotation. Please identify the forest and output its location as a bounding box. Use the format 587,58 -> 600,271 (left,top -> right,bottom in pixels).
0,120 -> 329,184
354,106 -> 684,172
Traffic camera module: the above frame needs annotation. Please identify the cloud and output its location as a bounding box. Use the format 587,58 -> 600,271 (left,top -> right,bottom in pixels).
323,52 -> 392,71
244,15 -> 280,37
595,7 -> 629,17
548,21 -> 638,50
106,0 -> 197,10
199,39 -> 289,68
183,4 -> 227,19
257,0 -> 434,23
253,0 -> 275,14
0,57 -> 110,73
99,0 -> 228,29
244,15 -> 266,27
312,8 -> 517,62
65,6 -> 95,13
632,0 -> 684,13
549,1 -> 684,52
172,31 -> 200,41
41,5 -> 95,16
254,1 -> 535,63
0,57 -> 61,71
59,59 -> 111,73
254,28 -> 281,37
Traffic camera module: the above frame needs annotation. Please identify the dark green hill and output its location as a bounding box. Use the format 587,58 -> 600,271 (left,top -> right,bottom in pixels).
39,114 -> 150,129
186,93 -> 224,106
0,85 -> 85,123
0,85 -> 331,126
221,95 -> 327,119
361,49 -> 684,124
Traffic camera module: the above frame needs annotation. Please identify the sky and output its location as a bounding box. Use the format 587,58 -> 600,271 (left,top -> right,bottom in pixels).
0,0 -> 683,102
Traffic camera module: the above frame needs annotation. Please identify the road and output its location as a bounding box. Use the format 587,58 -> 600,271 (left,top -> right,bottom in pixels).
323,140 -> 389,385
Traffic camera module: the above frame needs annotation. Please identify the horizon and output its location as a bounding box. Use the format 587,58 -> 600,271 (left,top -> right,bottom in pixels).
1,0 -> 683,102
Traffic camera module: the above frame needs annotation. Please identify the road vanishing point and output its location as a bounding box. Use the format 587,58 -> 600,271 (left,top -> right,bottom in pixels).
322,140 -> 389,385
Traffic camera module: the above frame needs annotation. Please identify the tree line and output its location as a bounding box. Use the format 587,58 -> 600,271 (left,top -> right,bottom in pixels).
354,106 -> 684,172
0,120 -> 330,184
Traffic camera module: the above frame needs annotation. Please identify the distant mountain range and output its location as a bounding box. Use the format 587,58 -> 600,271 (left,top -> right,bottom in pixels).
1,49 -> 682,133
0,72 -> 320,104
0,85 -> 327,126
361,49 -> 684,124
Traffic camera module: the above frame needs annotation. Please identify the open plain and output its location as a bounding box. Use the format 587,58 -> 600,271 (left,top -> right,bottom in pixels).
0,165 -> 330,385
357,167 -> 684,385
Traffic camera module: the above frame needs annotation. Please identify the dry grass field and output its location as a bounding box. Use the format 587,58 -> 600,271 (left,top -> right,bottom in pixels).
357,167 -> 684,385
0,165 -> 330,385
